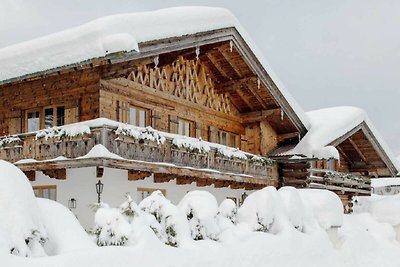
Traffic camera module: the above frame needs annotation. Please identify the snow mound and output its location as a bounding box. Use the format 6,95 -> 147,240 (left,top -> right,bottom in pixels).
78,144 -> 123,160
299,189 -> 343,229
37,198 -> 95,255
0,160 -> 47,257
369,197 -> 400,226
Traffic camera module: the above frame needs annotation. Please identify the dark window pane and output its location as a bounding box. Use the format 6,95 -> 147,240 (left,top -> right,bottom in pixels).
57,106 -> 65,126
45,108 -> 54,128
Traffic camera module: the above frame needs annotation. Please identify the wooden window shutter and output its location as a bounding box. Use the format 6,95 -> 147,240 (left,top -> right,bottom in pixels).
169,115 -> 178,134
8,111 -> 22,135
195,122 -> 202,139
118,101 -> 129,124
151,110 -> 161,130
65,102 -> 80,125
208,126 -> 218,143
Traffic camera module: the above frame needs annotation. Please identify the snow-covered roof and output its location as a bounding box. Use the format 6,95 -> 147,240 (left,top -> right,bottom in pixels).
287,106 -> 399,173
0,6 -> 310,131
371,178 -> 400,188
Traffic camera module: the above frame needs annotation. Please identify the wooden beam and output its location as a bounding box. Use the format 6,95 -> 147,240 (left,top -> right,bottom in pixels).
213,180 -> 230,188
244,84 -> 268,110
230,182 -> 246,189
153,173 -> 175,183
216,76 -> 257,93
217,46 -> 244,77
349,138 -> 368,163
42,168 -> 66,180
241,108 -> 279,124
236,88 -> 256,110
24,171 -> 36,181
176,176 -> 195,185
277,132 -> 299,143
96,166 -> 104,178
128,170 -> 151,181
336,146 -> 353,165
196,178 -> 214,187
205,51 -> 229,78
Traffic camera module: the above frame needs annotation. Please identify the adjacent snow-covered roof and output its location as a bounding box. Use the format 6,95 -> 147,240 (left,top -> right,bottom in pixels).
371,178 -> 400,188
0,6 -> 310,131
287,106 -> 399,173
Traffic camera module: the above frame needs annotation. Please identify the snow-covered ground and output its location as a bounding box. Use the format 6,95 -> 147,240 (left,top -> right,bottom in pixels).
1,160 -> 400,267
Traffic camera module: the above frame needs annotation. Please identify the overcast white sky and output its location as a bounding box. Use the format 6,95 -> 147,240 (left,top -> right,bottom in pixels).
1,0 -> 399,156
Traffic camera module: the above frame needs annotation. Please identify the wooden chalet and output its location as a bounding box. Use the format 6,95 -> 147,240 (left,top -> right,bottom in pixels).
271,107 -> 398,211
0,9 -> 308,199
0,8 -> 397,218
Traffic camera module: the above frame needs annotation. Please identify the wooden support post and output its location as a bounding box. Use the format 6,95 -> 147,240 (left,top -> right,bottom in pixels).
24,171 -> 36,181
42,168 -> 66,180
96,166 -> 104,178
176,176 -> 195,185
213,180 -> 230,188
153,173 -> 175,183
196,178 -> 213,187
349,138 -> 368,163
128,170 -> 151,181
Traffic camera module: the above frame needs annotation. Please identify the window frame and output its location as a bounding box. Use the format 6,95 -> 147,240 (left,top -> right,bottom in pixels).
177,117 -> 195,137
25,104 -> 66,132
129,105 -> 151,128
32,185 -> 57,201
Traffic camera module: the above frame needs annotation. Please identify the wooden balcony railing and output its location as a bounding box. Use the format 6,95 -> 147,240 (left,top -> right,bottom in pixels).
0,123 -> 276,180
308,168 -> 371,194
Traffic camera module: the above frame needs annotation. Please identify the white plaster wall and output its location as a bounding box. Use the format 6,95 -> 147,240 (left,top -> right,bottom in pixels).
30,167 -> 249,230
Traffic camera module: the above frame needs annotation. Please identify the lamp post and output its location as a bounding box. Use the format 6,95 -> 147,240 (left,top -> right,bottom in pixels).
96,180 -> 104,203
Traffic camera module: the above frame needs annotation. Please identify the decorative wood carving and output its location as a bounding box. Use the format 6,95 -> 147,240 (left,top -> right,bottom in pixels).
126,57 -> 233,114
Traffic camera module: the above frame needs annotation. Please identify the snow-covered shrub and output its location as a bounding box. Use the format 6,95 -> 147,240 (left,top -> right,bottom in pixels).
0,160 -> 47,257
139,190 -> 190,246
299,189 -> 343,230
237,187 -> 287,233
93,207 -> 131,246
119,194 -> 167,243
37,198 -> 95,255
217,198 -> 237,224
178,191 -> 220,241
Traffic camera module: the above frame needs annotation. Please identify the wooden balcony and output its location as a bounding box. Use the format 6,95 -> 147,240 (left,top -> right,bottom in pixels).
0,122 -> 277,188
308,168 -> 371,195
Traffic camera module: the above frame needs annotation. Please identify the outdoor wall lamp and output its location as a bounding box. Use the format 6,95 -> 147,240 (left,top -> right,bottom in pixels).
68,198 -> 77,210
96,180 -> 104,203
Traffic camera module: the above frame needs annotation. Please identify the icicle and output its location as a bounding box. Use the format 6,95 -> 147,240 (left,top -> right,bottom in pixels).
229,40 -> 233,52
298,133 -> 301,142
281,110 -> 284,120
257,78 -> 261,89
153,55 -> 159,69
195,46 -> 200,60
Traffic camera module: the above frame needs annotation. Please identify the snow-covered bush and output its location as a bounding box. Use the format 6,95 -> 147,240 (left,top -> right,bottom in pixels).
217,198 -> 237,224
178,191 -> 220,241
299,189 -> 343,230
236,187 -> 285,233
93,207 -> 131,246
139,190 -> 190,246
0,160 -> 47,257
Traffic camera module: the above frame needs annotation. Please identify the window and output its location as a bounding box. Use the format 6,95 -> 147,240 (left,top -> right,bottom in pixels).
33,185 -> 57,201
137,187 -> 166,202
217,130 -> 239,148
328,159 -> 335,171
177,118 -> 194,137
129,106 -> 150,127
27,110 -> 40,132
25,105 -> 65,132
